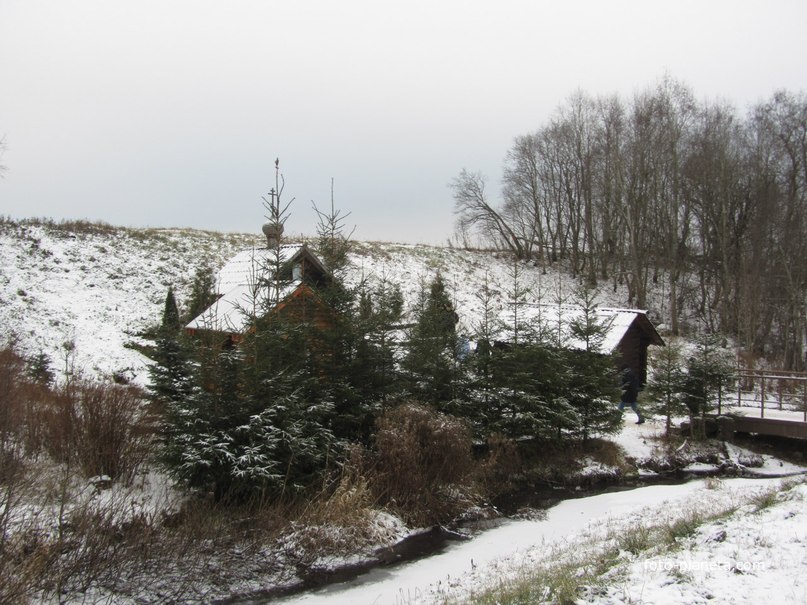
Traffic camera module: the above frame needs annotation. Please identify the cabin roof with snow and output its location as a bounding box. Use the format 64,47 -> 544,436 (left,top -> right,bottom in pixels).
498,304 -> 663,351
497,304 -> 664,381
185,243 -> 330,335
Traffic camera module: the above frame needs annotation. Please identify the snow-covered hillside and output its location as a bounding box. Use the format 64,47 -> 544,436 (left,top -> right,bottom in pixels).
0,220 -> 259,383
346,241 -> 633,334
0,219 -> 638,385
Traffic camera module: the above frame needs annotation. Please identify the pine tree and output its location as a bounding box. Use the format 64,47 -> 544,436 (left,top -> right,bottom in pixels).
26,351 -> 54,386
309,189 -> 373,442
682,331 -> 735,439
564,284 -> 622,444
312,179 -> 354,276
465,271 -> 500,435
645,340 -> 687,436
158,163 -> 339,501
505,256 -> 532,344
185,263 -> 217,323
165,279 -> 340,502
162,286 -> 181,334
353,276 -> 404,408
489,342 -> 574,441
149,287 -> 193,406
475,265 -> 577,443
403,273 -> 464,408
236,312 -> 337,498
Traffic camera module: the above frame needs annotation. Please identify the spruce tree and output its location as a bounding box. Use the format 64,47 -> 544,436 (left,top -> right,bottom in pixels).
682,331 -> 735,439
353,276 -> 404,408
149,287 -> 193,407
162,286 -> 181,334
645,340 -> 687,436
479,261 -> 577,442
312,179 -> 354,275
309,190 -> 372,442
466,271 -> 500,435
150,287 -> 198,493
564,284 -> 622,444
26,351 -> 54,386
505,256 -> 532,344
237,311 -> 337,497
159,162 -> 339,501
489,341 -> 573,441
185,263 -> 217,323
403,273 -> 464,408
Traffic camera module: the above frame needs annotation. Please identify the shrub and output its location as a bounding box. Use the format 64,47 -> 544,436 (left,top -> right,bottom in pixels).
281,467 -> 380,566
476,433 -> 521,495
0,344 -> 26,452
663,510 -> 701,544
750,486 -> 780,512
44,381 -> 154,484
0,343 -> 52,461
371,402 -> 475,525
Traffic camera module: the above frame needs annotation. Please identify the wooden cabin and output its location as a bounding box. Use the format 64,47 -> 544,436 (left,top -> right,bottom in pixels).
604,308 -> 665,384
185,243 -> 333,343
497,304 -> 665,383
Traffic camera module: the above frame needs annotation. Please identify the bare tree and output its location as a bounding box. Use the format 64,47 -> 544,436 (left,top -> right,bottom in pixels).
685,101 -> 750,332
594,95 -> 627,286
647,77 -> 697,335
502,133 -> 545,261
753,91 -> 807,369
451,169 -> 527,258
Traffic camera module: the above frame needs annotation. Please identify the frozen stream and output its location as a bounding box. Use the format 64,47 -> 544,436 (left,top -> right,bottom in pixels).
270,477 -> 780,605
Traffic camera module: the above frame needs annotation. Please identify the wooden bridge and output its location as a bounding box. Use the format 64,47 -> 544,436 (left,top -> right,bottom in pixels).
715,369 -> 807,440
724,414 -> 807,440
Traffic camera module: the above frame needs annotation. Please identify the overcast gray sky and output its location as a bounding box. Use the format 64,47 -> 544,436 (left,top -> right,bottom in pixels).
2,1 -> 806,244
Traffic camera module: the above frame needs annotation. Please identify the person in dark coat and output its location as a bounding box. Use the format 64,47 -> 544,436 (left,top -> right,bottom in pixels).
618,364 -> 645,424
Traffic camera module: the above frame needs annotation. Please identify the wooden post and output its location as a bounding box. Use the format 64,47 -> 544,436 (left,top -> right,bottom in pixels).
803,378 -> 806,422
760,375 -> 765,419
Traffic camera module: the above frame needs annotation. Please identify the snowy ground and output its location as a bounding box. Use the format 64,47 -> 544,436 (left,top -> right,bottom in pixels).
605,483 -> 807,604
612,412 -> 807,478
11,417 -> 800,605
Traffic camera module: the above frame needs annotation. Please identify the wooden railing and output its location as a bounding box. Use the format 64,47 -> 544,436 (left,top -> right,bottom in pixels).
731,369 -> 807,422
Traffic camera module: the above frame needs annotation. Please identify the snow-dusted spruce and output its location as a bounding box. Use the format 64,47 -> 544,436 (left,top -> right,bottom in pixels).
564,283 -> 622,444
402,273 -> 466,409
645,338 -> 688,436
154,166 -> 348,501
354,275 -> 405,406
682,331 -> 735,439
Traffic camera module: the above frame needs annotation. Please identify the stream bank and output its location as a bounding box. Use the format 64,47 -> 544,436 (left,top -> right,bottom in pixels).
222,430 -> 806,604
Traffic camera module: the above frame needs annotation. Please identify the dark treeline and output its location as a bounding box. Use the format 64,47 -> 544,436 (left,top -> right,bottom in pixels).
452,79 -> 807,369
